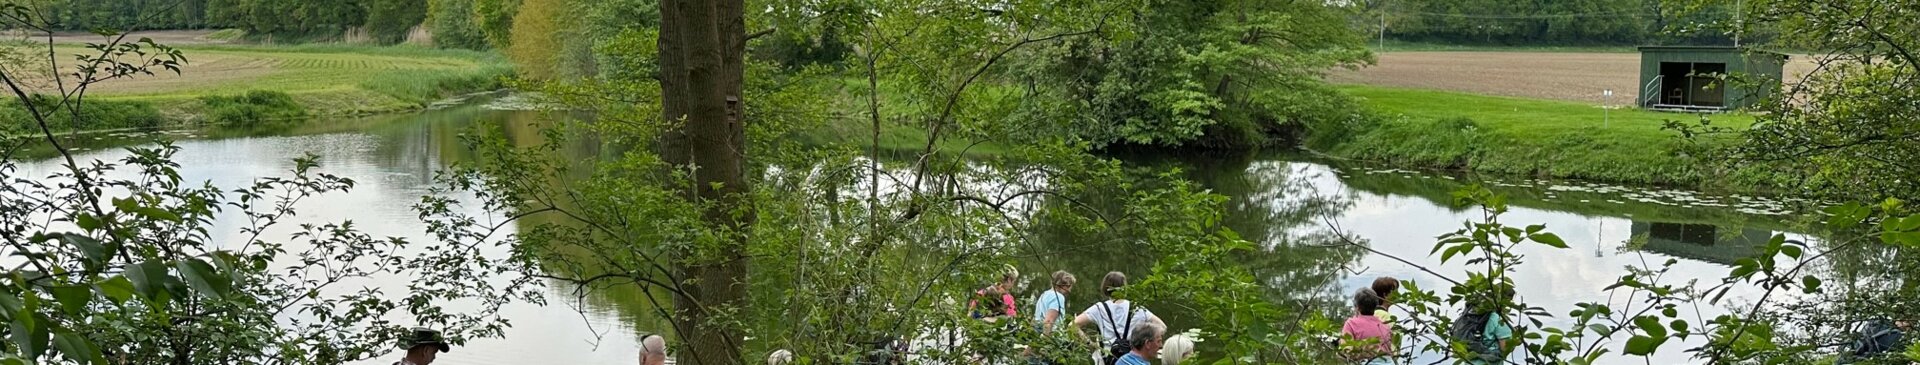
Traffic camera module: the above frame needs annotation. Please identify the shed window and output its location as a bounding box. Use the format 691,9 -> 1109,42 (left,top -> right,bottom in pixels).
1657,62 -> 1727,107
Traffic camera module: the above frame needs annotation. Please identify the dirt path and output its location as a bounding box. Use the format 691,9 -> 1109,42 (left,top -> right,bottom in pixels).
1328,51 -> 1818,106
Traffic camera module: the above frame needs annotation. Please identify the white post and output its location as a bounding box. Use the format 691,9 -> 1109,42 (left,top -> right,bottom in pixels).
1603,89 -> 1614,128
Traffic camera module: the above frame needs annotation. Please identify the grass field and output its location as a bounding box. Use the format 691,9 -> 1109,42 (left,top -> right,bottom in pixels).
1328,51 -> 1818,103
1341,84 -> 1756,131
6,39 -> 510,124
1321,85 -> 1765,190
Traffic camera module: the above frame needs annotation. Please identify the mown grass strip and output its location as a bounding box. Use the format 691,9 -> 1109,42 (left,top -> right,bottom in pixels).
1325,85 -> 1764,190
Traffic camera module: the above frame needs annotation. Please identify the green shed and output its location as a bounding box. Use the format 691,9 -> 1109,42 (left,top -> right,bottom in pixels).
1637,46 -> 1787,112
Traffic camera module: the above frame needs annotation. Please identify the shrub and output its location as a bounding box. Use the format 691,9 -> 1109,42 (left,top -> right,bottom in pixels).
1,95 -> 167,132
200,91 -> 308,125
359,64 -> 511,105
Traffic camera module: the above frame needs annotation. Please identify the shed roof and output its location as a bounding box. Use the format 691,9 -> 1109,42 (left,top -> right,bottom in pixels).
1637,45 -> 1787,56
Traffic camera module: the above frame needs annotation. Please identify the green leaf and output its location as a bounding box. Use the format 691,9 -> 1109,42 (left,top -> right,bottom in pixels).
1635,315 -> 1668,338
1624,335 -> 1666,356
1892,215 -> 1920,232
133,207 -> 181,222
1823,202 -> 1871,229
1779,245 -> 1803,259
1662,307 -> 1677,318
1670,319 -> 1690,334
0,292 -> 19,317
12,309 -> 48,360
177,258 -> 232,299
97,276 -> 134,305
1587,324 -> 1612,335
1801,276 -> 1822,294
111,197 -> 139,213
57,233 -> 108,267
49,286 -> 90,315
75,214 -> 101,230
53,330 -> 105,365
125,259 -> 169,300
1529,233 -> 1569,249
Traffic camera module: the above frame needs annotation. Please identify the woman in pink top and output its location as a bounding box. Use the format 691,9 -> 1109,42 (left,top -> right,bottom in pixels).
968,267 -> 1019,320
1341,288 -> 1395,365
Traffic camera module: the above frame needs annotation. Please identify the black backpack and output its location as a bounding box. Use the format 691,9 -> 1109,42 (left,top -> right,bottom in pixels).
1847,319 -> 1906,360
1098,302 -> 1139,365
1448,311 -> 1501,362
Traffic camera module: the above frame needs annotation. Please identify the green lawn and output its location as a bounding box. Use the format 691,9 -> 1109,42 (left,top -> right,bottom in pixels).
1341,85 -> 1755,132
1325,85 -> 1762,190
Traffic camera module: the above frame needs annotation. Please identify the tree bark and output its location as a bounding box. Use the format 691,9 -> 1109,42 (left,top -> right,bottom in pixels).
658,0 -> 749,364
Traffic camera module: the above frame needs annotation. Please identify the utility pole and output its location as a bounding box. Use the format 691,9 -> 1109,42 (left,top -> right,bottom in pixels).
1380,10 -> 1387,50
1734,0 -> 1743,47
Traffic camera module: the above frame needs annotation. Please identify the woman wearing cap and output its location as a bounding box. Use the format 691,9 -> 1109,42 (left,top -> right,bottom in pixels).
395,327 -> 451,365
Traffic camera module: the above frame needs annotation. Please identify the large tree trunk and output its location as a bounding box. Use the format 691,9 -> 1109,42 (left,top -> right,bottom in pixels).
658,0 -> 749,363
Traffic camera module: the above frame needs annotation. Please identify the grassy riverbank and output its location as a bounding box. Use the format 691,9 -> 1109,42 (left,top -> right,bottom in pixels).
1316,85 -> 1771,192
3,43 -> 510,130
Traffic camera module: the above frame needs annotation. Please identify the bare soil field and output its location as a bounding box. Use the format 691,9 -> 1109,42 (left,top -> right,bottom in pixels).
2,44 -> 478,98
8,29 -> 232,46
1328,51 -> 1818,106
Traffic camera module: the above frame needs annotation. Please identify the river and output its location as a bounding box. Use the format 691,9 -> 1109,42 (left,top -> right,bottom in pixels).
9,100 -> 1849,365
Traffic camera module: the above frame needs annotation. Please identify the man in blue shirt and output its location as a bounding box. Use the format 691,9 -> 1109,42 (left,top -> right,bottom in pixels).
1116,322 -> 1166,365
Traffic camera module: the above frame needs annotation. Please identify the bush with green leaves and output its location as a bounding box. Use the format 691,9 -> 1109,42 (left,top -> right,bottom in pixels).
199,90 -> 308,125
1,95 -> 167,132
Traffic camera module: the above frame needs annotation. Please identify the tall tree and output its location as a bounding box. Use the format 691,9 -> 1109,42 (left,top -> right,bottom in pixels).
656,0 -> 749,363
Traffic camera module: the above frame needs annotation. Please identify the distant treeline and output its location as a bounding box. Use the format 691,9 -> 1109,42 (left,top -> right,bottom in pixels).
13,0 -> 453,45
1366,0 -> 1757,46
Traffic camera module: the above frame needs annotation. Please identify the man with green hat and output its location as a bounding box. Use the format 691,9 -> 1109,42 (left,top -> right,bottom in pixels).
395,327 -> 452,365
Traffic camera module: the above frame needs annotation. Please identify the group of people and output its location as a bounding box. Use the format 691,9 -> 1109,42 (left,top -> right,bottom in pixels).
388,268 -> 1910,365
1339,277 -> 1515,365
968,269 -> 1198,365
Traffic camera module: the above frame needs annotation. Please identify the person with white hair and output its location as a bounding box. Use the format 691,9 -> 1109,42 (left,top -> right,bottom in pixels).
1158,333 -> 1196,365
1114,322 -> 1166,365
767,349 -> 793,365
639,334 -> 668,365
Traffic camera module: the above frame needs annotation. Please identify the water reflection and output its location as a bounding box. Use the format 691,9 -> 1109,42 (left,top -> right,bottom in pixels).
1632,222 -> 1772,265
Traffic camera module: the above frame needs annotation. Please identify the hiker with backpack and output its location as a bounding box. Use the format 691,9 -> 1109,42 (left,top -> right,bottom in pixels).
1341,288 -> 1396,365
1839,318 -> 1912,364
1449,283 -> 1516,364
1070,272 -> 1165,365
